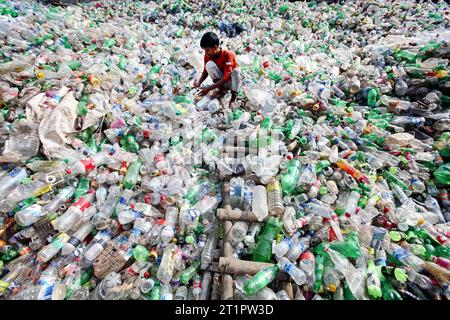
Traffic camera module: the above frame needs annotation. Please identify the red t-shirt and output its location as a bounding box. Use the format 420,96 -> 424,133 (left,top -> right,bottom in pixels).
204,49 -> 238,81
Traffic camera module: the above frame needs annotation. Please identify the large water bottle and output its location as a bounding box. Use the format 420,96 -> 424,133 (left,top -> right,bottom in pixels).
0,167 -> 28,201
156,243 -> 176,284
252,185 -> 268,221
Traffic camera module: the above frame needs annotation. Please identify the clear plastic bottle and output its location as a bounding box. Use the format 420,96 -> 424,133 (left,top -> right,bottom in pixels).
37,233 -> 70,263
53,193 -> 94,232
43,186 -> 76,214
0,168 -> 28,200
157,243 -> 176,284
174,285 -> 188,300
14,204 -> 46,227
160,206 -> 178,246
267,178 -> 284,215
201,227 -> 219,269
252,185 -> 269,221
277,257 -> 307,286
230,221 -> 250,247
62,221 -> 94,256
273,232 -> 300,258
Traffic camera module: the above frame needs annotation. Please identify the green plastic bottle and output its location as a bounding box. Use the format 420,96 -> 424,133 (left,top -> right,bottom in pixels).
313,254 -> 325,292
381,170 -> 409,191
281,158 -> 301,195
366,260 -> 382,299
433,163 -> 450,186
77,94 -> 88,117
118,55 -> 127,71
149,284 -> 161,300
74,177 -> 90,200
381,277 -> 402,300
252,217 -> 282,262
122,160 -> 142,190
104,38 -> 116,48
435,246 -> 450,259
328,231 -> 361,259
367,87 -> 380,108
133,245 -> 149,262
243,264 -> 279,296
179,260 -> 201,285
67,60 -> 81,70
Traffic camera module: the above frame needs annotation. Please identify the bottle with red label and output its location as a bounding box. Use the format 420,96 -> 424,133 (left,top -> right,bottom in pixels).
52,192 -> 94,232
66,152 -> 110,176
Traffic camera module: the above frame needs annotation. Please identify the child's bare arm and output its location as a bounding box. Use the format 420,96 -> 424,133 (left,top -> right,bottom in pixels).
194,70 -> 208,87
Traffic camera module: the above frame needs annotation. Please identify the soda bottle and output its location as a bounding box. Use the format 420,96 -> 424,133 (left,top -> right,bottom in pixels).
179,260 -> 201,285
243,264 -> 279,296
281,158 -> 301,195
252,217 -> 282,262
328,231 -> 361,259
52,193 -> 94,232
122,160 -> 143,190
192,274 -> 202,300
366,260 -> 382,299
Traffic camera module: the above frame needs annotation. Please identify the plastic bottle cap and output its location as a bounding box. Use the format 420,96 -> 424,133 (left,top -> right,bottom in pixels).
389,231 -> 401,242
397,223 -> 409,232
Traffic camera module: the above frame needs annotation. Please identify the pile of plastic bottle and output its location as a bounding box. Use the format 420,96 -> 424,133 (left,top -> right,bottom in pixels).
0,0 -> 449,300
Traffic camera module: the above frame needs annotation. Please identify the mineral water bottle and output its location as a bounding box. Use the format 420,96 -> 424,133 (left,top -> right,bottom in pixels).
278,257 -> 307,285
273,231 -> 300,258
14,204 -> 46,227
43,186 -> 75,214
230,221 -> 250,247
0,167 -> 28,200
267,178 -> 284,215
252,185 -> 268,221
157,243 -> 176,284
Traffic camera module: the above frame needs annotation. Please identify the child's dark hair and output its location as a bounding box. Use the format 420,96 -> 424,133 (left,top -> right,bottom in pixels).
200,32 -> 220,48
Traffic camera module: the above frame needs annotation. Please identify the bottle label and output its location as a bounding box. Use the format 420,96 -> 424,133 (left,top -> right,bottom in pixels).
68,236 -> 81,248
392,248 -> 408,261
73,198 -> 91,212
37,285 -> 55,300
118,196 -> 128,205
0,281 -> 10,293
80,158 -> 95,172
283,263 -> 293,273
9,167 -> 22,177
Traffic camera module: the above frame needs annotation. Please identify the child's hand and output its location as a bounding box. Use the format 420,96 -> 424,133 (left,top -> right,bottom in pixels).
193,80 -> 200,88
199,86 -> 212,96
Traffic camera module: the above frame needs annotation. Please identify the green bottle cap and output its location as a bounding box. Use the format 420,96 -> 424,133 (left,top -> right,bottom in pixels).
319,186 -> 328,195
334,208 -> 345,216
185,235 -> 194,244
394,268 -> 407,282
389,231 -> 401,242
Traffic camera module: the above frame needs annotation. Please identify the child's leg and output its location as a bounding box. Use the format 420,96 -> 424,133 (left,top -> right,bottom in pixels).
230,68 -> 241,94
205,61 -> 223,82
229,68 -> 242,104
